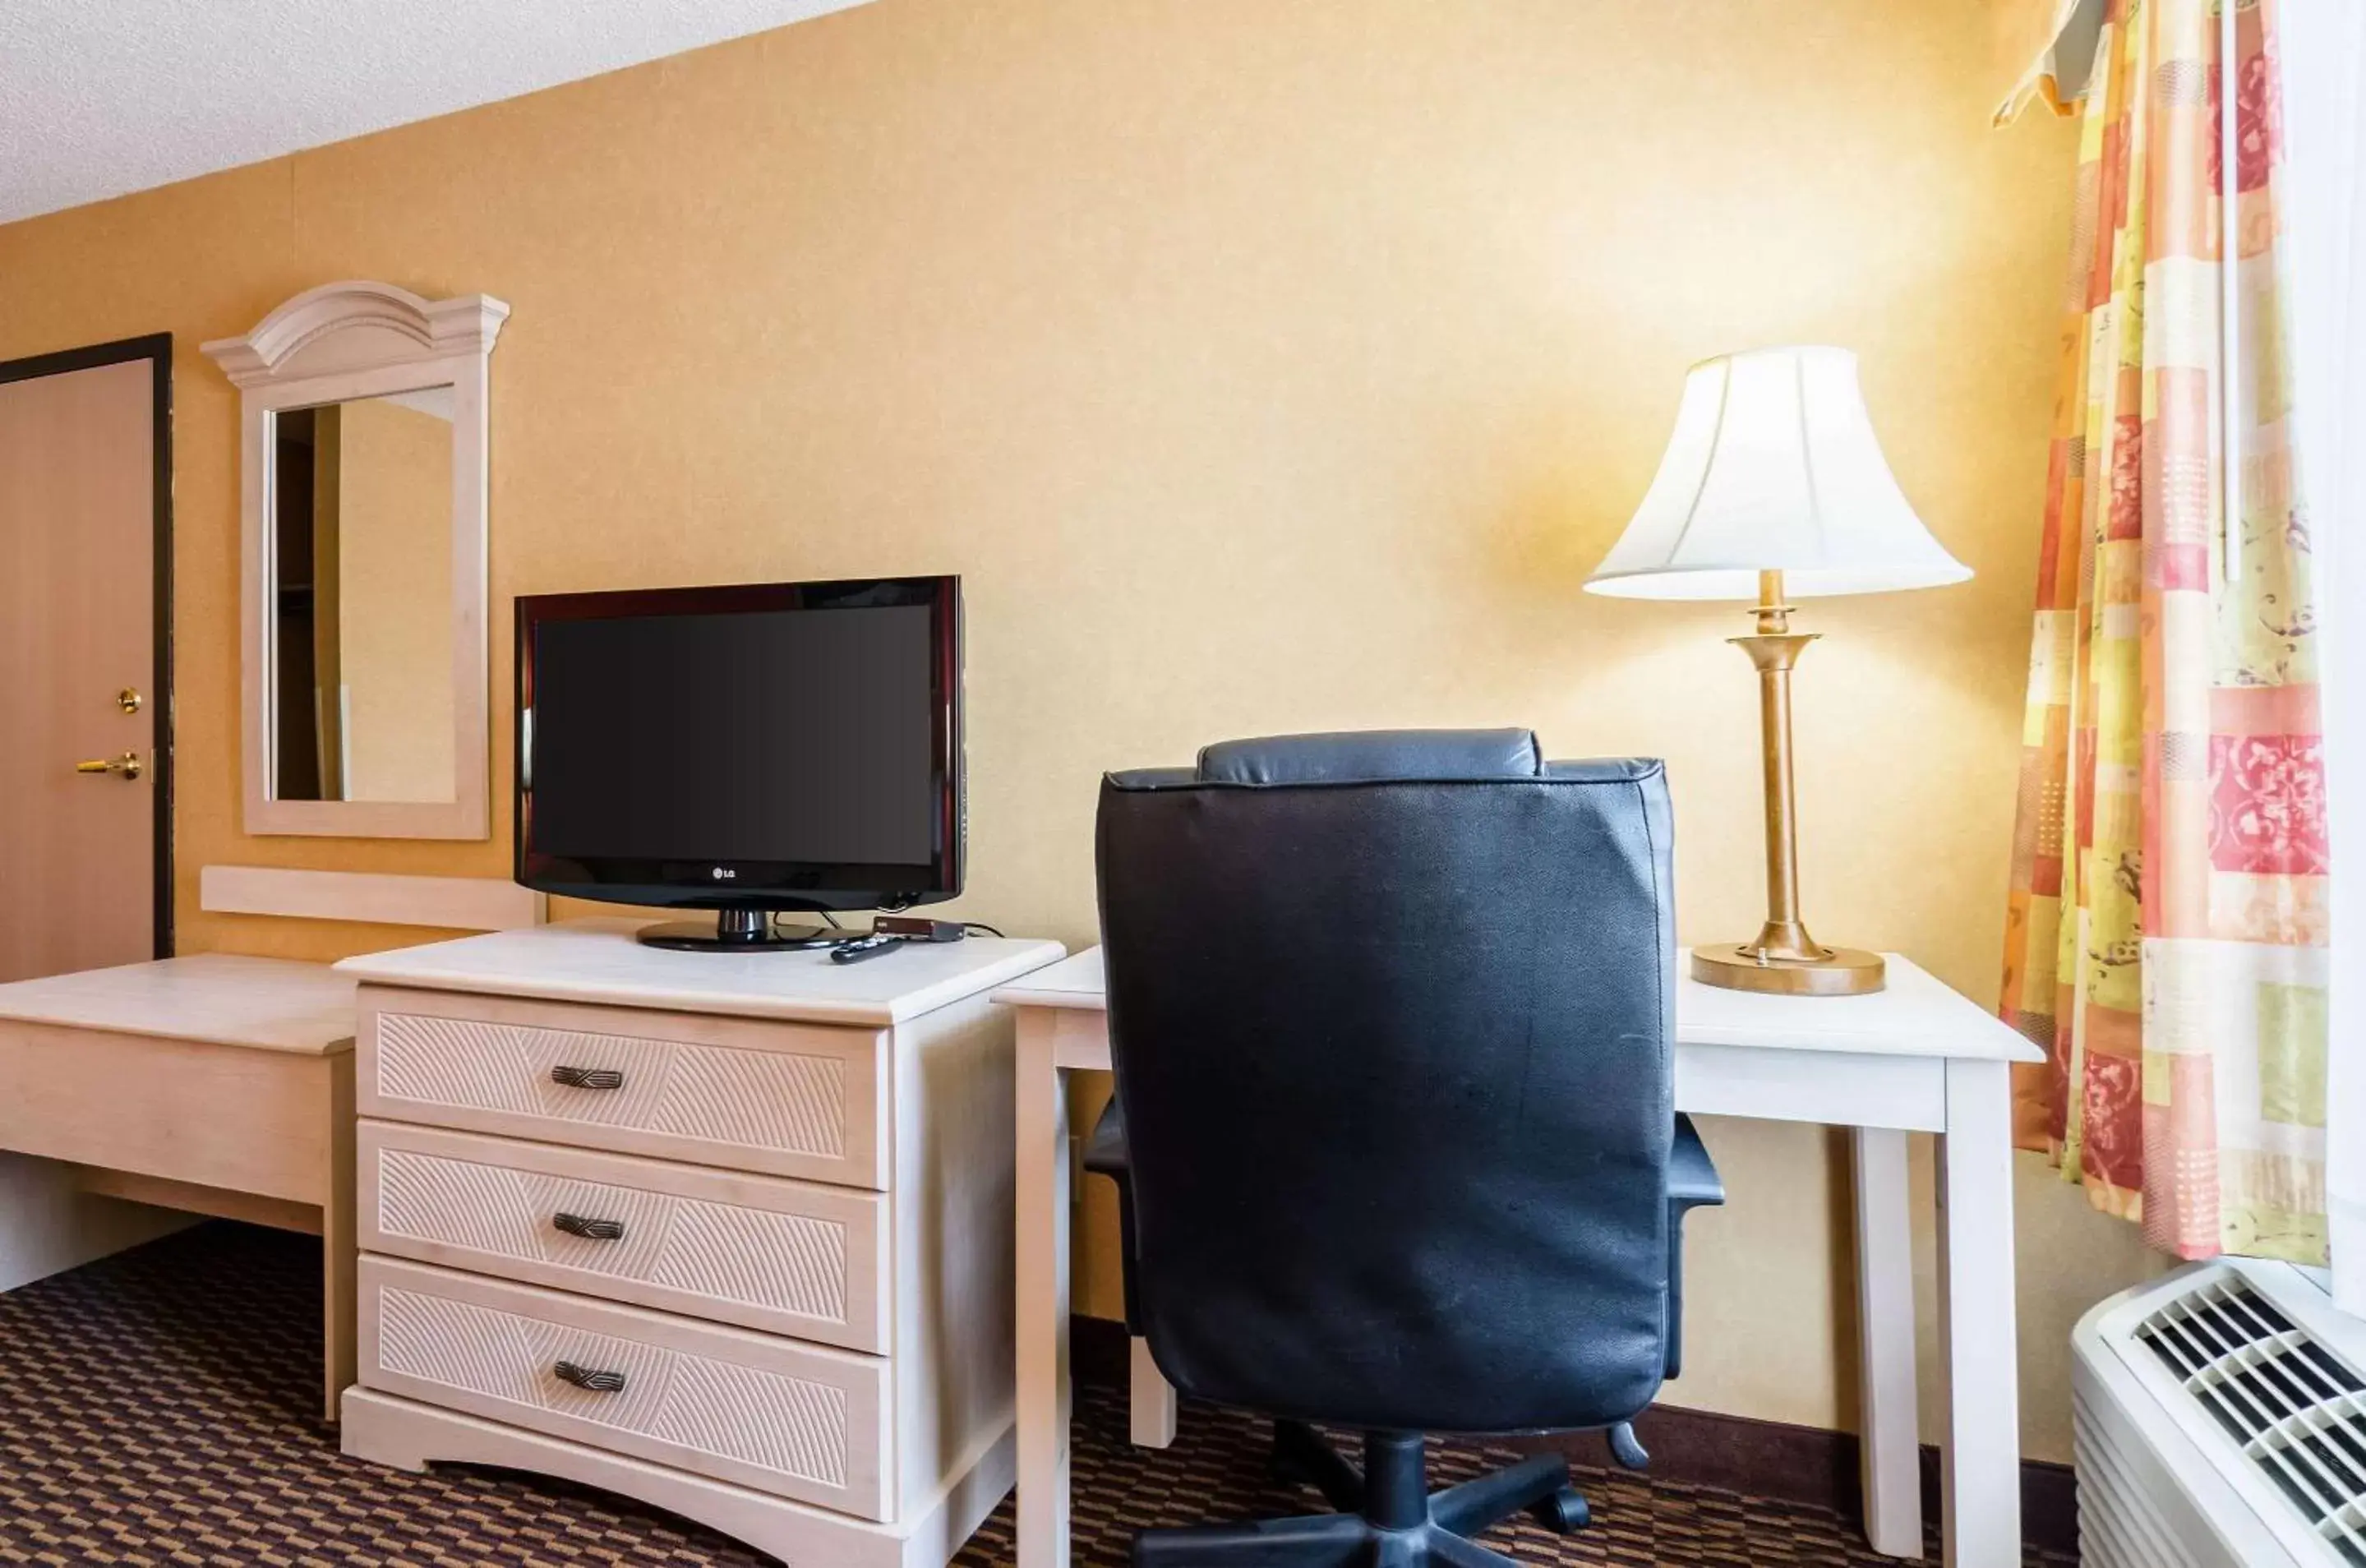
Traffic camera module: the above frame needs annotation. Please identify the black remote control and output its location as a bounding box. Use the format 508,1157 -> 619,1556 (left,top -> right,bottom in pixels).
829,934 -> 907,965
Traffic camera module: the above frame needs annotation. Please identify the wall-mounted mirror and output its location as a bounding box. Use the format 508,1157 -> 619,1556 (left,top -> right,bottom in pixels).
204,283 -> 508,839
269,390 -> 457,805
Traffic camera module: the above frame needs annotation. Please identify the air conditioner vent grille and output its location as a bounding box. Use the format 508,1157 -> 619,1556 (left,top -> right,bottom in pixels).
2138,1275 -> 2366,1564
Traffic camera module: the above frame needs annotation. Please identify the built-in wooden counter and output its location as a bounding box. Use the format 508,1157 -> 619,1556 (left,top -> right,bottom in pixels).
0,954 -> 359,1418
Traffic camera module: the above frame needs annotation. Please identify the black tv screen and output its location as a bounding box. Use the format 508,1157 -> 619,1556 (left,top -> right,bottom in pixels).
515,576 -> 962,914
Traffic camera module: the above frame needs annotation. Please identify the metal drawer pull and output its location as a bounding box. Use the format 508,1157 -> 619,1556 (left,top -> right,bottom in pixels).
550,1065 -> 625,1091
553,1360 -> 627,1393
551,1212 -> 625,1241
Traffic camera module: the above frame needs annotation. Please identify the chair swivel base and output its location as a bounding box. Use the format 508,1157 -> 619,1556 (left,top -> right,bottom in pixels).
1132,1424 -> 1588,1567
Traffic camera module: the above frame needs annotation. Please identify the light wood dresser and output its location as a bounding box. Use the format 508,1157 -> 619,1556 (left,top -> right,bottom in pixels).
334,918 -> 1063,1568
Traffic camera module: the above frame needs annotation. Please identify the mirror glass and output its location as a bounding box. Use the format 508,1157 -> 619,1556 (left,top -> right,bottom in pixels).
268,389 -> 456,804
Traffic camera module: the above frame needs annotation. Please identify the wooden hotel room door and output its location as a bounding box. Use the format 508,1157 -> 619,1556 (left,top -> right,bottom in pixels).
0,339 -> 173,982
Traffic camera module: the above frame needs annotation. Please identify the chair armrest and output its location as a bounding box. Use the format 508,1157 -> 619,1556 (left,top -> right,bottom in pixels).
1668,1113 -> 1725,1212
1663,1114 -> 1723,1381
1085,1095 -> 1131,1178
1084,1097 -> 1143,1331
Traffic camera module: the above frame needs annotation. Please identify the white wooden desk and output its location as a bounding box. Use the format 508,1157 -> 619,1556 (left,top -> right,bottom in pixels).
996,948 -> 2044,1568
0,955 -> 361,1419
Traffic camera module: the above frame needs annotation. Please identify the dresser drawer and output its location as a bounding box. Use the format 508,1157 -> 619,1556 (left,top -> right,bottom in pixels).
359,1122 -> 889,1352
357,986 -> 886,1189
359,1256 -> 889,1519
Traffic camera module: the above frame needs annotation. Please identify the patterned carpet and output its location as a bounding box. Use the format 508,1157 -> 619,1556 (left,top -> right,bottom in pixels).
0,1224 -> 2074,1566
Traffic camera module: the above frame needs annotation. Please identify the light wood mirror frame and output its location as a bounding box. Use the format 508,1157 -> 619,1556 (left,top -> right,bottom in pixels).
203,281 -> 508,839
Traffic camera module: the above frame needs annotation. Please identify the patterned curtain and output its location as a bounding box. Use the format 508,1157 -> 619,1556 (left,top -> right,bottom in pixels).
1999,0 -> 2330,1263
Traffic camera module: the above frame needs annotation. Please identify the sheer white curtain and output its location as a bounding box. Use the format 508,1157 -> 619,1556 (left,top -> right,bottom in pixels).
2285,0 -> 2366,1315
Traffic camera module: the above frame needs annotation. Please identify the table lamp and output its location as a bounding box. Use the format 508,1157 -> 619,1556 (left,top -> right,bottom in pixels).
1584,346 -> 1971,995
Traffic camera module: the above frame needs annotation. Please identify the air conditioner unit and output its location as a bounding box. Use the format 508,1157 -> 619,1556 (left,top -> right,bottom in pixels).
2075,1257 -> 2366,1566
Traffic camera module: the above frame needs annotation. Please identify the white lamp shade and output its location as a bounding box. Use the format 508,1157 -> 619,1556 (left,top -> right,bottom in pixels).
1585,346 -> 1972,601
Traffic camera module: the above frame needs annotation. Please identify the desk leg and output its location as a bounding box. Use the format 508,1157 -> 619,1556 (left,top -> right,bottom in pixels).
0,1154 -> 188,1294
1936,1059 -> 2020,1568
1015,1016 -> 1072,1568
1852,1127 -> 1924,1559
323,1054 -> 357,1423
1130,1337 -> 1177,1447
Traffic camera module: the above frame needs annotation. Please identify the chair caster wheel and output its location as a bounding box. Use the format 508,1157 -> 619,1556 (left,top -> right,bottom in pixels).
1528,1484 -> 1591,1533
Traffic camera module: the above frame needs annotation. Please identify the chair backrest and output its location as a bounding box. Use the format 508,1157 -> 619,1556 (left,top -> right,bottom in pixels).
1095,730 -> 1676,1434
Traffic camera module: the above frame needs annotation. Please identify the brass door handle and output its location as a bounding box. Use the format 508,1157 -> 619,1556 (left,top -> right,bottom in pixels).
74,752 -> 144,781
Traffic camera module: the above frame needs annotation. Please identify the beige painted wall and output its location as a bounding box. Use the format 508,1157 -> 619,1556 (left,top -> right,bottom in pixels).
0,0 -> 2165,1462
334,395 -> 457,803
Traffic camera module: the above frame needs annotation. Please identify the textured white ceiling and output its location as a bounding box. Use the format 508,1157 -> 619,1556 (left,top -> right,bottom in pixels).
0,0 -> 879,224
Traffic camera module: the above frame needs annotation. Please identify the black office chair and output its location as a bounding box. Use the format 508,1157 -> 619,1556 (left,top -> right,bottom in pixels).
1086,729 -> 1723,1566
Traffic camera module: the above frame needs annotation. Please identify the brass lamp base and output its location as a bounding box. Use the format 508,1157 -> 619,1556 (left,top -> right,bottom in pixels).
1692,941 -> 1886,997
1691,570 -> 1889,998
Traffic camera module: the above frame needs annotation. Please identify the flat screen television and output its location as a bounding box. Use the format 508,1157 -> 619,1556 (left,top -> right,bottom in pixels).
515,576 -> 962,950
